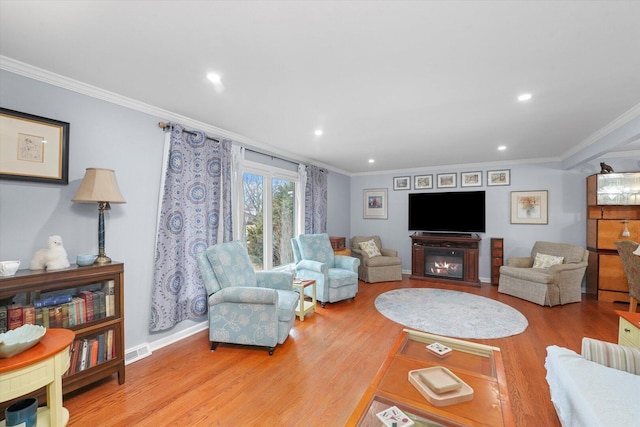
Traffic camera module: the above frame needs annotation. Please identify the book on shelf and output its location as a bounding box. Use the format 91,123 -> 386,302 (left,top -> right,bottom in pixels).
22,304 -> 35,325
90,338 -> 99,367
35,307 -> 44,326
97,333 -> 106,364
79,291 -> 95,322
61,303 -> 70,328
106,329 -> 114,361
33,293 -> 73,308
53,305 -> 63,328
69,339 -> 82,374
0,306 -> 7,333
78,339 -> 89,372
42,307 -> 50,328
7,304 -> 23,330
106,280 -> 115,317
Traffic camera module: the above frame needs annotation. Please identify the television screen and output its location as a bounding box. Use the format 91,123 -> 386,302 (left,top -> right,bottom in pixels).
408,191 -> 486,233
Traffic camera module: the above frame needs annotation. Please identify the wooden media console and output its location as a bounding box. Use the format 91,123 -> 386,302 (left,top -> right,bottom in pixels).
411,233 -> 481,287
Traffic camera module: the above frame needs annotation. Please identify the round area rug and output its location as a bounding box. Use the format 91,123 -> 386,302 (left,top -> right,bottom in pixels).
374,288 -> 528,339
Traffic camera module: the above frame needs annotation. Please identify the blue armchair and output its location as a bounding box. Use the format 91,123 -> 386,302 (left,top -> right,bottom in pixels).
196,241 -> 299,355
291,233 -> 360,307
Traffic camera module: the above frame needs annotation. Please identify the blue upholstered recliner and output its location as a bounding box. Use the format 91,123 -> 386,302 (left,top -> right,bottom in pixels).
196,241 -> 299,355
291,233 -> 360,307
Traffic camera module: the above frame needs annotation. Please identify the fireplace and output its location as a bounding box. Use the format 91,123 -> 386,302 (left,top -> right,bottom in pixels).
424,248 -> 464,280
411,233 -> 480,287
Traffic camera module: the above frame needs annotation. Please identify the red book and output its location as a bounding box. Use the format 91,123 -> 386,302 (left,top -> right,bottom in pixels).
79,291 -> 94,322
69,339 -> 82,374
7,305 -> 23,330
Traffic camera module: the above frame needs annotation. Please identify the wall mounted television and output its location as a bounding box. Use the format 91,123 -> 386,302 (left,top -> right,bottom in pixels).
408,191 -> 486,234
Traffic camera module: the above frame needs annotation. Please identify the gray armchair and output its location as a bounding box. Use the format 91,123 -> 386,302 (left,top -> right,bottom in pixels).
196,240 -> 299,355
350,235 -> 402,283
498,241 -> 588,306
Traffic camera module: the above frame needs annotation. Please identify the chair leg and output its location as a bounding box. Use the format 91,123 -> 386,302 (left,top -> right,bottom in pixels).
210,342 -> 219,352
321,302 -> 326,308
630,297 -> 638,313
268,347 -> 275,356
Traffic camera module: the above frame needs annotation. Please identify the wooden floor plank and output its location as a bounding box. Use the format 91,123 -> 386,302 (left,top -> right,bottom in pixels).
62,276 -> 623,426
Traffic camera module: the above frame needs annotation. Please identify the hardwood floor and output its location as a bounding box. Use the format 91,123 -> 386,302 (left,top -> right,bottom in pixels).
62,276 -> 624,426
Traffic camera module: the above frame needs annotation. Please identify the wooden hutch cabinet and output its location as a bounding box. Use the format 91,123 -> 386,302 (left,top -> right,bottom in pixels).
586,173 -> 640,302
0,262 -> 125,400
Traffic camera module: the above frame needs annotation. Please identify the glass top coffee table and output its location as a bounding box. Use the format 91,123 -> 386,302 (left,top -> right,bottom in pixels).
346,329 -> 513,426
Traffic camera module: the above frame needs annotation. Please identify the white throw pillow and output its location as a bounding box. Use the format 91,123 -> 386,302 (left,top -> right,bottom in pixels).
358,239 -> 381,258
532,253 -> 564,269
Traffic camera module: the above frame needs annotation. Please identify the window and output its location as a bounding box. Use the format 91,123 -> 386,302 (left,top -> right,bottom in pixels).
243,162 -> 299,270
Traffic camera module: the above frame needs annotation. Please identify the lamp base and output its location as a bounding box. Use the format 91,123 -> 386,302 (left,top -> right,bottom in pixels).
96,255 -> 112,265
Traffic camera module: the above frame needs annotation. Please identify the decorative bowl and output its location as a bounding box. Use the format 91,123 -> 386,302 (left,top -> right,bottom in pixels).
76,254 -> 98,266
0,324 -> 47,358
0,260 -> 20,276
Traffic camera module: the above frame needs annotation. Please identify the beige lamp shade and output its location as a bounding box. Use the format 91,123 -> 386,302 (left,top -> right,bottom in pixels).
72,168 -> 126,203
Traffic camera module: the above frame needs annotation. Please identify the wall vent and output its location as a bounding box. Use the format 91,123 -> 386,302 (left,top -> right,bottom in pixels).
125,344 -> 152,365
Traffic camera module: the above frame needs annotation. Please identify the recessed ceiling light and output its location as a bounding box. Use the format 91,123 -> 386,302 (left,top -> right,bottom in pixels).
314,129 -> 323,136
517,93 -> 532,102
206,73 -> 224,93
498,145 -> 507,151
207,73 -> 222,84
368,159 -> 375,164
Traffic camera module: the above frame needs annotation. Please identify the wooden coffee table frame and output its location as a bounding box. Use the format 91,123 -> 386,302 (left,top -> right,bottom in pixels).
346,329 -> 514,426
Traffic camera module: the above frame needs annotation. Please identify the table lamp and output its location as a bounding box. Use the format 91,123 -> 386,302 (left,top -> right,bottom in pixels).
72,168 -> 126,264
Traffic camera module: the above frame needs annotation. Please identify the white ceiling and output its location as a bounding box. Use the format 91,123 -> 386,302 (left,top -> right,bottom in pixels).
1,0 -> 639,174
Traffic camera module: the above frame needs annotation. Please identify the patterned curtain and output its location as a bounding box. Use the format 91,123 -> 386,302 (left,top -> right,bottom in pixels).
304,165 -> 328,234
150,124 -> 233,332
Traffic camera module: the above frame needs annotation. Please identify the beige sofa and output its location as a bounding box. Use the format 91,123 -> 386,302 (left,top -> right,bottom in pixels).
350,235 -> 402,283
498,241 -> 588,306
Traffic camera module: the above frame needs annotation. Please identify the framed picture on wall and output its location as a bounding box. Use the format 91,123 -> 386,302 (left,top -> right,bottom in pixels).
461,171 -> 482,187
0,108 -> 70,184
487,169 -> 511,186
437,173 -> 457,188
414,175 -> 432,189
393,176 -> 411,190
363,188 -> 388,219
510,190 -> 548,224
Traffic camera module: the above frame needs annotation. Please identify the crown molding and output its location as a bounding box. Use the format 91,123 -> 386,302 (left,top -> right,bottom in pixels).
562,101 -> 640,159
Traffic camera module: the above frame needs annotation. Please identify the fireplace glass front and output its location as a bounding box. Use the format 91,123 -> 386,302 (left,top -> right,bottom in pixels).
424,248 -> 464,280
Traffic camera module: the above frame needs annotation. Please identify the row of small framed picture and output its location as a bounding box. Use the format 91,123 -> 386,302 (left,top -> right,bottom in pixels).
393,169 -> 510,191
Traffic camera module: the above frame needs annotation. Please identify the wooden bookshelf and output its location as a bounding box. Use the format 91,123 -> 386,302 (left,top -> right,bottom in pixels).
0,263 -> 125,399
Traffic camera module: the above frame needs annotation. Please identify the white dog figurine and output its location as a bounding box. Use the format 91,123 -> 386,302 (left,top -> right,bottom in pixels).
30,235 -> 71,270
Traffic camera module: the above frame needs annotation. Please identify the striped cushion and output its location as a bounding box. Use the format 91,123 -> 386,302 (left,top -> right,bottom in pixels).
581,337 -> 640,375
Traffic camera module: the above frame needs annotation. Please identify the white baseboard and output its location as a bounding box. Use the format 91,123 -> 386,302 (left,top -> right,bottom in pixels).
124,321 -> 208,365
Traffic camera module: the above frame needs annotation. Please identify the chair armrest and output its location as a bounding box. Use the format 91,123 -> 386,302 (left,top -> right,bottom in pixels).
380,248 -> 398,257
350,248 -> 365,257
256,271 -> 294,291
296,259 -> 328,275
581,337 -> 640,375
210,286 -> 277,305
506,257 -> 533,268
548,262 -> 587,273
334,255 -> 360,272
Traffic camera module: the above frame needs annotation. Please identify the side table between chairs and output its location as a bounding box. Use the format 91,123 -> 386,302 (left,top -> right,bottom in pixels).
293,279 -> 316,321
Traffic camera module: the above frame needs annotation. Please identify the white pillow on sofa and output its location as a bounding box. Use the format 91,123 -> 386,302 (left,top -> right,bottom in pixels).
358,239 -> 381,258
533,253 -> 564,269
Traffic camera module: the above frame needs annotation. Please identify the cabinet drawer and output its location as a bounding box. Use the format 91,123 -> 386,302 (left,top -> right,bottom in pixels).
598,254 -> 628,292
595,220 -> 640,249
619,317 -> 640,348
